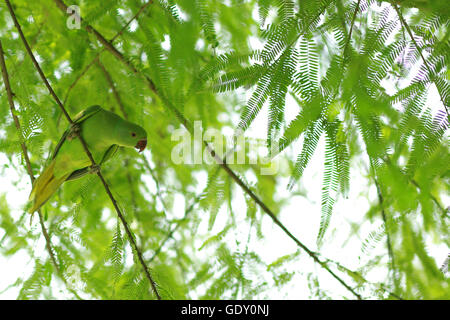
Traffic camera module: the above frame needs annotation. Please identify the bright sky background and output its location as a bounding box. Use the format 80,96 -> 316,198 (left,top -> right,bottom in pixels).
0,2 -> 448,300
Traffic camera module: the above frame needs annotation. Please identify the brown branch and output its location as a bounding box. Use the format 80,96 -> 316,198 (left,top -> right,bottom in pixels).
343,0 -> 361,58
52,0 -> 362,299
62,56 -> 98,106
4,0 -> 160,300
96,60 -> 128,120
0,39 -> 82,300
53,0 -> 188,129
8,16 -> 46,79
141,155 -> 170,214
373,177 -> 397,287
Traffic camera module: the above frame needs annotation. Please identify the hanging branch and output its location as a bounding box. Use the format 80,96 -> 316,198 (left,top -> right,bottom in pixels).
0,40 -> 82,300
373,177 -> 397,286
343,0 -> 361,58
393,4 -> 449,116
51,0 -> 363,299
8,16 -> 46,80
96,60 -> 128,119
4,0 -> 161,300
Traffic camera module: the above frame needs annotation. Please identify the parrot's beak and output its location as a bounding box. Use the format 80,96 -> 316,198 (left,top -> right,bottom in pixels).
135,138 -> 147,152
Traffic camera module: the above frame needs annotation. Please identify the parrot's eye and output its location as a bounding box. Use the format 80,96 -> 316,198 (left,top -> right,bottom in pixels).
131,132 -> 136,137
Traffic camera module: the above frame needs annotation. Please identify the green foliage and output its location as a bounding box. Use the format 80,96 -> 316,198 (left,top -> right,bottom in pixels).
0,0 -> 448,300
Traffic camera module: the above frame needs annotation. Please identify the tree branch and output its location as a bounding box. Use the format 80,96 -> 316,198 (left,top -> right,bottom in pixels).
96,59 -> 128,119
0,39 -> 82,300
343,0 -> 361,58
373,176 -> 397,287
4,0 -> 160,300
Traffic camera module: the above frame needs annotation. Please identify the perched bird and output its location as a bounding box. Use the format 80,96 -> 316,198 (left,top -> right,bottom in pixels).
28,105 -> 147,213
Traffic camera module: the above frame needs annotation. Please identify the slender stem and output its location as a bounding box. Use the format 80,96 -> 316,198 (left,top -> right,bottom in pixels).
0,39 -> 82,300
373,177 -> 396,286
96,59 -> 128,119
343,0 -> 361,57
53,0 -> 362,299
141,155 -> 170,214
5,0 -> 160,300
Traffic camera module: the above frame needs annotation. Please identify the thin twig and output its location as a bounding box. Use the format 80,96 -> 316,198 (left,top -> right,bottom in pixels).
62,56 -> 98,106
141,155 -> 169,214
53,0 -> 362,299
5,0 -> 160,300
0,39 -> 82,300
373,177 -> 396,285
96,59 -> 128,119
343,0 -> 361,58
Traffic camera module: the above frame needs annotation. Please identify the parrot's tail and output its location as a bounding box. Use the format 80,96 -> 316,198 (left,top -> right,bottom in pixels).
28,160 -> 68,213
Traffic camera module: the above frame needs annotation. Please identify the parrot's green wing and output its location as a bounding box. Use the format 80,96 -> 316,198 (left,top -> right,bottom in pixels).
65,167 -> 90,181
100,144 -> 120,164
51,105 -> 102,160
73,105 -> 103,124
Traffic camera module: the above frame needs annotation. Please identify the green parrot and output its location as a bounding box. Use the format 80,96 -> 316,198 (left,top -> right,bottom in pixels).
28,105 -> 147,213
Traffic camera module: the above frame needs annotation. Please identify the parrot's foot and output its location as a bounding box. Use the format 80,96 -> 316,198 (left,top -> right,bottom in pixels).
89,164 -> 101,174
68,123 -> 81,141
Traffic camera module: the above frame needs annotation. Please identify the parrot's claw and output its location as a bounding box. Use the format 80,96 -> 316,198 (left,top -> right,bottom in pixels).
89,164 -> 101,174
68,123 -> 81,141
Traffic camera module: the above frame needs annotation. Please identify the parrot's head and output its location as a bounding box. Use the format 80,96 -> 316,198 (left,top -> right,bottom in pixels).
118,121 -> 147,152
